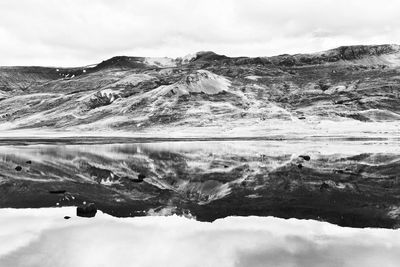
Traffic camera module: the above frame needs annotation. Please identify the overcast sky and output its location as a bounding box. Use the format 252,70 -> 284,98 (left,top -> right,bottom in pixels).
1,0 -> 400,66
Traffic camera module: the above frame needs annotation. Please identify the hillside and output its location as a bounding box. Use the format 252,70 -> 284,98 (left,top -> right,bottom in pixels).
0,44 -> 399,138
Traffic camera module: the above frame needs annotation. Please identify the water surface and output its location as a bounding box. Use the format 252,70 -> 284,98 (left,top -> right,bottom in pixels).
0,139 -> 399,228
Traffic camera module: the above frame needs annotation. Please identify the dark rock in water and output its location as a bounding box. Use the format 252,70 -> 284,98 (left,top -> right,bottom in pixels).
64,216 -> 71,220
320,182 -> 330,192
26,160 -> 32,164
298,116 -> 306,120
336,169 -> 345,174
297,164 -> 303,169
77,203 -> 97,218
133,173 -> 146,182
299,155 -> 311,161
224,165 -> 229,168
49,190 -> 66,194
15,166 -> 22,171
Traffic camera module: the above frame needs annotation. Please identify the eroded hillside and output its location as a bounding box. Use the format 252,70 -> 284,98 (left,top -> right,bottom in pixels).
0,44 -> 399,137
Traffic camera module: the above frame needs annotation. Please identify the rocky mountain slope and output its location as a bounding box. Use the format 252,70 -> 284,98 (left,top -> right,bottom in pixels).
0,44 -> 399,137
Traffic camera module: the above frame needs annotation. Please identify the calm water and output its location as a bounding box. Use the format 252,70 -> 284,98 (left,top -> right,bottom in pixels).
0,139 -> 399,228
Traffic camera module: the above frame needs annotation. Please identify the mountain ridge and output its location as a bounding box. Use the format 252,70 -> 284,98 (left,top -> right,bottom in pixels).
87,44 -> 400,69
3,44 -> 399,69
0,44 -> 399,138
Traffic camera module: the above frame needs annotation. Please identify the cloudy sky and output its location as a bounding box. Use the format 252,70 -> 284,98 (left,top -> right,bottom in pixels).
1,0 -> 400,66
1,208 -> 400,267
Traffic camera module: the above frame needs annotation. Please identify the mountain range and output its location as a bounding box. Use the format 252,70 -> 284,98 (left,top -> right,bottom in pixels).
0,44 -> 400,138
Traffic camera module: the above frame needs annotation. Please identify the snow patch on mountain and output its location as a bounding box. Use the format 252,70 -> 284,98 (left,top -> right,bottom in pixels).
181,53 -> 197,63
144,57 -> 177,68
245,75 -> 262,81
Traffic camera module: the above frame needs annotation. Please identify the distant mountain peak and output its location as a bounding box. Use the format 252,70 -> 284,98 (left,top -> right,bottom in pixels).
267,44 -> 400,67
192,51 -> 228,62
317,44 -> 400,60
88,44 -> 400,71
94,56 -> 147,70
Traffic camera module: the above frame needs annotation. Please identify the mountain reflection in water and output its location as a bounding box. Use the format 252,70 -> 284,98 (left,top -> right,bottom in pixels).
0,140 -> 399,228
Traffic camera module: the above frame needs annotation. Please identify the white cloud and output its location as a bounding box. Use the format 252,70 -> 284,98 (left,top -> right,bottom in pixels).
0,207 -> 400,267
0,0 -> 400,66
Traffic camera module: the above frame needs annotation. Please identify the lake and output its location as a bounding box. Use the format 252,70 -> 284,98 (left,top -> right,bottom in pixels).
0,139 -> 399,228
